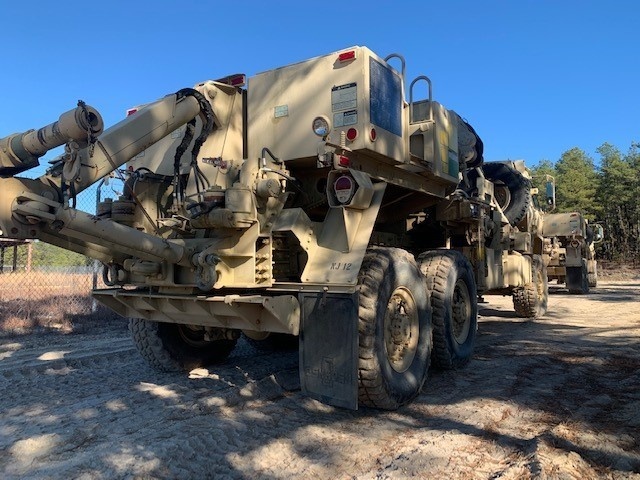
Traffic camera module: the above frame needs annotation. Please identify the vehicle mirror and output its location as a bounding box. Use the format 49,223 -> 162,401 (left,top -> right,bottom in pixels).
545,176 -> 556,211
594,224 -> 604,244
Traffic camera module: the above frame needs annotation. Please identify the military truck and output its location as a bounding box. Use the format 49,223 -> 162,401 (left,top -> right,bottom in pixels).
543,212 -> 603,293
419,159 -> 549,323
0,46 -> 547,410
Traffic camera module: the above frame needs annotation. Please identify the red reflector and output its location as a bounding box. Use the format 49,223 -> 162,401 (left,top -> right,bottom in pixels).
126,108 -> 138,116
346,128 -> 358,141
338,50 -> 356,62
370,128 -> 377,141
338,155 -> 350,167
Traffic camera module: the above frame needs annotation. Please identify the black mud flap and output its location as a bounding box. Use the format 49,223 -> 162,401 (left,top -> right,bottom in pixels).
299,292 -> 358,410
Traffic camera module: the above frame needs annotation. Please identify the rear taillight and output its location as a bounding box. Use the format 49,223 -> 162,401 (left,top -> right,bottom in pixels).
334,174 -> 355,204
215,73 -> 247,87
338,50 -> 356,63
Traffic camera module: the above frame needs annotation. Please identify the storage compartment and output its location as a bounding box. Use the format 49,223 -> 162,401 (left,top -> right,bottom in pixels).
247,46 -> 407,165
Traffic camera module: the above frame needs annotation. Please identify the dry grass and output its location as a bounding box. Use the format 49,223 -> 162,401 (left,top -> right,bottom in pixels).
598,261 -> 640,280
0,272 -> 94,300
0,271 -> 123,335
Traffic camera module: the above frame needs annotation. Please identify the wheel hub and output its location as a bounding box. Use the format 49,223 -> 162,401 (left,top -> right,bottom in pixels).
178,325 -> 210,347
384,287 -> 419,373
493,182 -> 511,212
451,280 -> 471,343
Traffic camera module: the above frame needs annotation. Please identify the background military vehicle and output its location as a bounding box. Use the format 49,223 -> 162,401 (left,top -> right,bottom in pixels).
543,212 -> 603,293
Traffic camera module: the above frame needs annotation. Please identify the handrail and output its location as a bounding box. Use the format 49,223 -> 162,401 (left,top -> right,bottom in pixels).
409,75 -> 433,123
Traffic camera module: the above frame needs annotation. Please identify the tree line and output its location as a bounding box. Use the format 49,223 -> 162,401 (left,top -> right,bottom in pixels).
529,142 -> 640,263
2,241 -> 90,272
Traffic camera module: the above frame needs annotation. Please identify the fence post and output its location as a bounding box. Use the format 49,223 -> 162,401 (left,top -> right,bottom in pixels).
91,260 -> 99,313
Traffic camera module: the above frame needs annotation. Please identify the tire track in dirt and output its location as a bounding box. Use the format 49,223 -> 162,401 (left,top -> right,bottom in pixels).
1,280 -> 639,479
0,331 -> 304,479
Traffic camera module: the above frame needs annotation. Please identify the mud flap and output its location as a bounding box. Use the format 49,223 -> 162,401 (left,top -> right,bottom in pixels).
299,292 -> 358,410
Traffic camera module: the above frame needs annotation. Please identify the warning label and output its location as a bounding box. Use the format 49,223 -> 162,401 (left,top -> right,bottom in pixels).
331,83 -> 357,112
334,109 -> 358,127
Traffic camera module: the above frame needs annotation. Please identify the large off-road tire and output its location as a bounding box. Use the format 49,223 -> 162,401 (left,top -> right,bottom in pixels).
468,162 -> 532,226
513,254 -> 549,318
588,262 -> 598,288
243,332 -> 298,352
129,319 -> 237,372
567,259 -> 589,294
357,247 -> 432,410
417,250 -> 478,369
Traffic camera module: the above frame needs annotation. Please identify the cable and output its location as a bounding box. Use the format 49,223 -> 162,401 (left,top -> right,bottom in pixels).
172,88 -> 216,204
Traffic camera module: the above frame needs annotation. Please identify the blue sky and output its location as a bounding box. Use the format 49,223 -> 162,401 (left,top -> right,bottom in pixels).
1,0 -> 638,177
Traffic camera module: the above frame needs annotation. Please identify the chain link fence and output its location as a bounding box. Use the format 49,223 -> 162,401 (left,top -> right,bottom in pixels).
0,180 -> 124,333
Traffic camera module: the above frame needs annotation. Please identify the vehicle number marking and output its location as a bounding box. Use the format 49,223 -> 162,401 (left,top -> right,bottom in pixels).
330,262 -> 352,271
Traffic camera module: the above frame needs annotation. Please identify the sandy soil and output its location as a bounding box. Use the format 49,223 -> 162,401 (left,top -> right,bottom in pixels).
0,280 -> 639,479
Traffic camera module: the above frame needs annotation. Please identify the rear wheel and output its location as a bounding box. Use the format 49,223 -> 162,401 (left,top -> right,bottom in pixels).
357,247 -> 432,410
129,319 -> 238,372
418,250 -> 478,369
588,261 -> 598,288
513,254 -> 548,318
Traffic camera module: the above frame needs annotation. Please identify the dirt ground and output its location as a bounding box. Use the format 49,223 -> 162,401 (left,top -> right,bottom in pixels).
0,279 -> 639,479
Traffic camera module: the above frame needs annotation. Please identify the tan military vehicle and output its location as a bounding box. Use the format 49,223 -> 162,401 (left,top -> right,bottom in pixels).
543,212 -> 603,293
0,46 -> 547,410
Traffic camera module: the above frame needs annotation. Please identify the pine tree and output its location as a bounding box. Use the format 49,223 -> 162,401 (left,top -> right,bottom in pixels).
596,143 -> 636,260
555,147 -> 599,219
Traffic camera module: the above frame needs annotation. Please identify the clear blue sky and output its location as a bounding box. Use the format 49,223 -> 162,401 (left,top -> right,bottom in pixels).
1,0 -> 638,176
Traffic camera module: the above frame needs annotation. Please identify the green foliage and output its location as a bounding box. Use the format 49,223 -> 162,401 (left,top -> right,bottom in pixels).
554,148 -> 600,219
595,143 -> 640,260
31,242 -> 89,268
